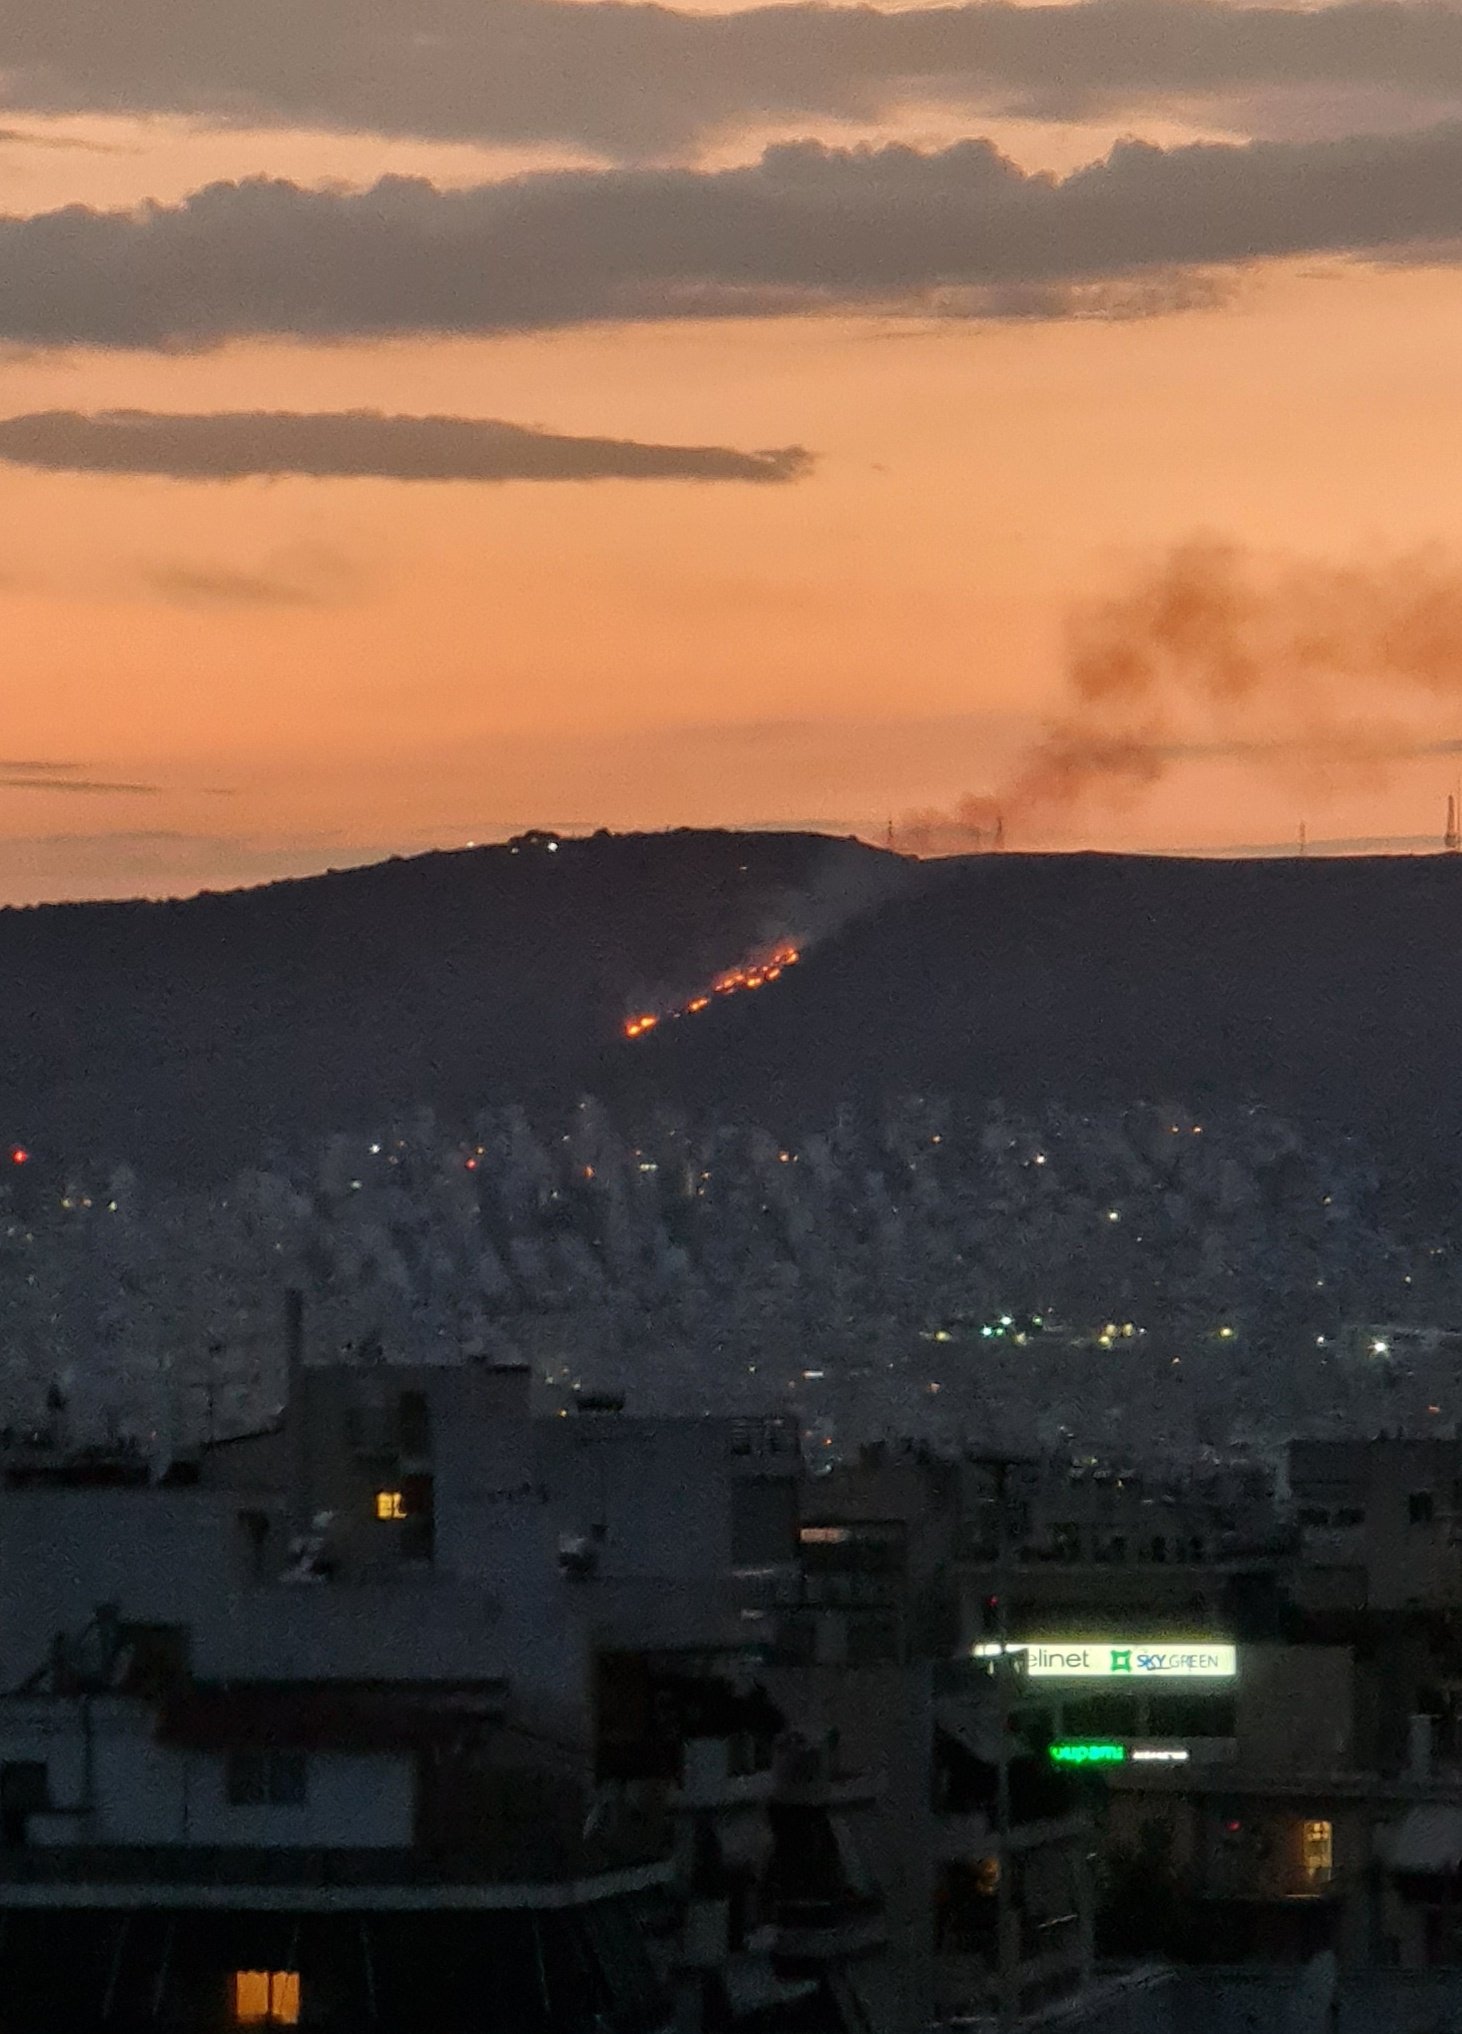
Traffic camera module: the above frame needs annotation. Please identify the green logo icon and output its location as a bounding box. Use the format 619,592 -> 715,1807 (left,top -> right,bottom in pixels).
1110,1648 -> 1133,1673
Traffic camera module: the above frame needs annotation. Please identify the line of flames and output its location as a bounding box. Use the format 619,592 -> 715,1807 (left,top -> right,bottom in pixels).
623,943 -> 800,1040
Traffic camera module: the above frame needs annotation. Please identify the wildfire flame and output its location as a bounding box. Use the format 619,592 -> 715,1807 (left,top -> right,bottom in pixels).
623,943 -> 800,1040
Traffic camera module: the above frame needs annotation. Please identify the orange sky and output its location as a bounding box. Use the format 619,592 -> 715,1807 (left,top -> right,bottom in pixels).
5,94 -> 1462,900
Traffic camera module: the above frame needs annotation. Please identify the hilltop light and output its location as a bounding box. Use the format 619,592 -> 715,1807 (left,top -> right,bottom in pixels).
1371,1338 -> 1390,1357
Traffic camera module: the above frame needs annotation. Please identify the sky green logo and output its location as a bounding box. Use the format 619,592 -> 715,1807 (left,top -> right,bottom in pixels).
1110,1648 -> 1133,1673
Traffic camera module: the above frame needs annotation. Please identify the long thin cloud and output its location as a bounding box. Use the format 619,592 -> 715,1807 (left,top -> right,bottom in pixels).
8,127 -> 1462,346
0,409 -> 812,483
0,776 -> 160,793
5,0 -> 1462,155
0,760 -> 160,792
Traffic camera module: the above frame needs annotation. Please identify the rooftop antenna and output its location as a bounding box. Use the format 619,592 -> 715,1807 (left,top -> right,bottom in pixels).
1299,821 -> 1307,858
1449,793 -> 1460,855
993,812 -> 1005,852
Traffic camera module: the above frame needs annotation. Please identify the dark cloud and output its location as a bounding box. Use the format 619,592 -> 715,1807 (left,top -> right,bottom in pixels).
3,0 -> 1462,156
0,776 -> 159,793
7,128 -> 1462,347
0,408 -> 812,484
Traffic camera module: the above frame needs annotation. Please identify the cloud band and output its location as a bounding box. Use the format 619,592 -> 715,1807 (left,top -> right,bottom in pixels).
7,127 -> 1462,347
0,408 -> 812,483
4,0 -> 1462,155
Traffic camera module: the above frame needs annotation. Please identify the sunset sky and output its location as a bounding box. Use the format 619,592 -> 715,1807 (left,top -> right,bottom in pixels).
8,2 -> 1462,899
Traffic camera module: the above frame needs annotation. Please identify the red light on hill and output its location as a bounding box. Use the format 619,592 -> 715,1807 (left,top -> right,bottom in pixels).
9,1147 -> 28,1166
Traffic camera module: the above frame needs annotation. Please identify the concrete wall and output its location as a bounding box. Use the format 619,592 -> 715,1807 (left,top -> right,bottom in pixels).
0,1698 -> 413,1848
1236,1644 -> 1355,1770
1291,1440 -> 1462,1611
0,1492 -> 272,1688
178,1750 -> 413,1849
764,1659 -> 936,2034
0,1381 -> 801,1766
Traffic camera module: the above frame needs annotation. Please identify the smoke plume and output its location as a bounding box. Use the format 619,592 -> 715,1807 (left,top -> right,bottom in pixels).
899,537 -> 1462,851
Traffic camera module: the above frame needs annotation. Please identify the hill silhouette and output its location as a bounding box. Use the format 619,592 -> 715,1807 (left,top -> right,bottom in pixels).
0,830 -> 902,1180
2,835 -> 1459,1189
613,849 -> 1462,1199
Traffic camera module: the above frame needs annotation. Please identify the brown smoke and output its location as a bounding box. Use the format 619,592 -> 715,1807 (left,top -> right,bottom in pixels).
895,795 -> 1004,857
896,537 -> 1462,852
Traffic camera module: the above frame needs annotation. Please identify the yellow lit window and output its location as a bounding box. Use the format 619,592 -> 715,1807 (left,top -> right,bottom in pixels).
375,1490 -> 406,1521
231,1972 -> 300,2026
1302,1819 -> 1333,1879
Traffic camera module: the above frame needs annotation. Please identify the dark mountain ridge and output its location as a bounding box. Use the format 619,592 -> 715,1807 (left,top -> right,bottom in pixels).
4,833 -> 1460,1186
0,829 -> 902,1180
612,848 -> 1462,1199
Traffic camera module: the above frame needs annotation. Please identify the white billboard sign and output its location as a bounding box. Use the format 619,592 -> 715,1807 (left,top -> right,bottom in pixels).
1024,1641 -> 1236,1680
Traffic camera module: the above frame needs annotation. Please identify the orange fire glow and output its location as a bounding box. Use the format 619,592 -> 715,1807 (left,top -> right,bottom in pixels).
622,943 -> 800,1040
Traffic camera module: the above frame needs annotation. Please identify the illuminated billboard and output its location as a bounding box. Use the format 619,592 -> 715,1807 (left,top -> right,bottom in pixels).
1048,1742 -> 1193,1766
1024,1642 -> 1236,1680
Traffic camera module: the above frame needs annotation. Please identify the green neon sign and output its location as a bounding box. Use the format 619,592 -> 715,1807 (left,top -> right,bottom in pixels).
1049,1741 -> 1127,1766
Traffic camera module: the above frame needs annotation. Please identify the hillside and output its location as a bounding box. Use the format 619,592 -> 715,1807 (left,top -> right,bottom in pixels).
4,835 -> 1462,1188
616,850 -> 1462,1193
0,830 -> 904,1180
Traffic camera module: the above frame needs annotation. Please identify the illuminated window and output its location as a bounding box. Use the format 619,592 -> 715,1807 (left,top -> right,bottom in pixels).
1302,1818 -> 1333,1880
375,1490 -> 406,1521
231,1972 -> 300,2025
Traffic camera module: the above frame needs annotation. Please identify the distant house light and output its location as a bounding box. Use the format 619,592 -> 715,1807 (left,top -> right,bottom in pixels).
800,1526 -> 851,1545
375,1490 -> 406,1521
232,1971 -> 300,2026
